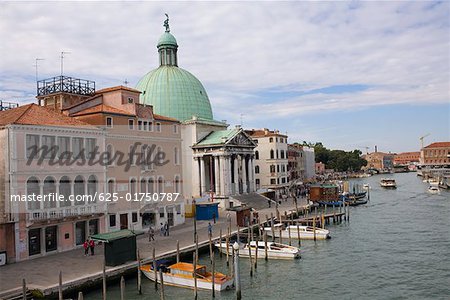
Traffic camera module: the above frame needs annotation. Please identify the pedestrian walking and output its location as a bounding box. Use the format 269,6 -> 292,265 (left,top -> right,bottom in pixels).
165,222 -> 170,236
89,239 -> 95,256
148,226 -> 155,241
160,223 -> 164,236
83,240 -> 89,256
208,222 -> 212,237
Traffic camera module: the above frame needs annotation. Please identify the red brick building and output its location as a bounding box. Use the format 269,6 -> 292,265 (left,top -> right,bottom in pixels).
420,142 -> 450,167
394,152 -> 420,165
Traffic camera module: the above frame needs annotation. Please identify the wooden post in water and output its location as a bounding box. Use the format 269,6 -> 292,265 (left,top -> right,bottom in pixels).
264,231 -> 268,261
258,217 -> 262,241
279,228 -> 283,244
295,197 -> 299,215
237,225 -> 240,245
102,257 -> 106,300
296,221 -> 301,247
270,212 -> 275,242
288,224 -> 292,246
193,252 -> 198,300
153,248 -> 158,290
284,211 -> 288,224
219,229 -> 223,258
22,278 -> 26,300
137,249 -> 142,294
159,268 -> 165,300
321,214 -> 325,229
77,291 -> 83,300
233,243 -> 242,300
248,225 -> 253,277
209,232 -> 213,264
58,270 -> 63,300
120,276 -> 125,300
313,216 -> 317,241
347,202 -> 350,222
195,234 -> 199,264
176,240 -> 180,263
211,250 -> 216,298
225,234 -> 230,267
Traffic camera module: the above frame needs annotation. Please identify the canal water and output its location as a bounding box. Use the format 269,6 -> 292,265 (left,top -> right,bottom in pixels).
83,173 -> 450,299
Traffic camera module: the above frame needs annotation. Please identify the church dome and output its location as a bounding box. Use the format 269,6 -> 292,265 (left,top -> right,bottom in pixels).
136,17 -> 213,122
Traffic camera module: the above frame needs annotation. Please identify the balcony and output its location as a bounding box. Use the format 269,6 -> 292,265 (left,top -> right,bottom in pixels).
26,203 -> 105,223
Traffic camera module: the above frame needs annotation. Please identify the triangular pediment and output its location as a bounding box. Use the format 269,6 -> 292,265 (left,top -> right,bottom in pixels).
227,131 -> 257,147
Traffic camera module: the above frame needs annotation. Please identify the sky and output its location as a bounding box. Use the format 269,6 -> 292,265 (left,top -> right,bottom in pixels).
0,1 -> 449,153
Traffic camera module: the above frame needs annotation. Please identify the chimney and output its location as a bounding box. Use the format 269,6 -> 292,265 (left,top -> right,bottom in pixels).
264,128 -> 269,135
375,145 -> 378,153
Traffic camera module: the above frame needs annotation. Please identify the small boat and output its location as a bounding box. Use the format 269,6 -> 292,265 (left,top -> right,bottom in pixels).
428,179 -> 439,186
363,183 -> 370,189
140,262 -> 234,291
428,186 -> 440,194
380,178 -> 397,188
264,224 -> 330,240
347,198 -> 368,206
215,241 -> 300,260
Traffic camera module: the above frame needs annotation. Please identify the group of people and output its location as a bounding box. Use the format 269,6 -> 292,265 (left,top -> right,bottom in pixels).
147,222 -> 171,241
83,239 -> 95,256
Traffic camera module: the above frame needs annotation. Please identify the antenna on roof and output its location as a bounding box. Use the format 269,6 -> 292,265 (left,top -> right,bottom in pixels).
60,51 -> 71,76
123,79 -> 129,86
33,58 -> 45,82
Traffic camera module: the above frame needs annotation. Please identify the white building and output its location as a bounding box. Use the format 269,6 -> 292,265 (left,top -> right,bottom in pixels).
303,146 -> 316,180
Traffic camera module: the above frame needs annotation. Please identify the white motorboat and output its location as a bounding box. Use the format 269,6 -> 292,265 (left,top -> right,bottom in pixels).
264,223 -> 330,240
215,240 -> 300,260
363,183 -> 370,189
380,178 -> 397,188
428,186 -> 440,194
140,262 -> 233,291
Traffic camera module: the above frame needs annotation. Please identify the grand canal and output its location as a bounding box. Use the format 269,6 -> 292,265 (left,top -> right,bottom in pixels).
83,173 -> 450,299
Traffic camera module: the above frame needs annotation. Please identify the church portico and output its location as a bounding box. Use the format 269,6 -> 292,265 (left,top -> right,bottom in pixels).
192,128 -> 257,199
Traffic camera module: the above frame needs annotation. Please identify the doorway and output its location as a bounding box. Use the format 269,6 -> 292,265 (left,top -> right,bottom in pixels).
45,226 -> 57,252
75,221 -> 86,245
120,213 -> 128,229
28,228 -> 41,256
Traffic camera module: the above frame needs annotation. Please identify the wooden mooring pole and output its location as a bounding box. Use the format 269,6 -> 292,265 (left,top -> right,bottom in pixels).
176,240 -> 180,263
77,291 -> 83,300
102,257 -> 106,300
120,276 -> 125,300
264,231 -> 268,261
297,221 -> 301,247
159,268 -> 165,300
211,250 -> 216,298
248,225 -> 253,277
219,229 -> 223,258
153,248 -> 158,290
58,270 -> 63,300
270,213 -> 275,242
22,278 -> 26,300
193,252 -> 198,300
137,249 -> 142,294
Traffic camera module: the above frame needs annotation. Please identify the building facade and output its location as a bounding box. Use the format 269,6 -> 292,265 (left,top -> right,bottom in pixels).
287,144 -> 306,181
363,151 -> 395,171
394,152 -> 420,166
420,142 -> 450,167
0,104 -> 105,262
246,129 -> 289,197
62,86 -> 186,230
303,146 -> 316,180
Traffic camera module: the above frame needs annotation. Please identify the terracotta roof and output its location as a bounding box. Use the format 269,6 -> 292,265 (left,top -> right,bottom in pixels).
246,129 -> 287,138
0,104 -> 96,128
95,85 -> 141,95
424,142 -> 450,148
71,104 -> 134,117
153,114 -> 180,122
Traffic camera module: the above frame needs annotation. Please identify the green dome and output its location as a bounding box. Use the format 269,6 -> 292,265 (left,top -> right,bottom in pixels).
136,66 -> 213,121
158,32 -> 177,47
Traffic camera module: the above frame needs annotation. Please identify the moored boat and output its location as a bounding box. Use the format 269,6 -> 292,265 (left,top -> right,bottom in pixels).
215,241 -> 300,260
264,224 -> 330,240
140,262 -> 234,291
428,186 -> 440,194
380,178 -> 397,188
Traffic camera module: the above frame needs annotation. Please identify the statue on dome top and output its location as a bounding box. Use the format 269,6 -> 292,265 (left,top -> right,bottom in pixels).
164,13 -> 170,32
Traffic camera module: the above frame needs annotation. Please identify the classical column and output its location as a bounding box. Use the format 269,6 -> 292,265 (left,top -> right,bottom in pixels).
214,156 -> 220,195
200,157 -> 206,196
248,157 -> 254,192
241,155 -> 247,193
227,156 -> 233,195
233,155 -> 239,195
219,156 -> 227,196
192,157 -> 201,197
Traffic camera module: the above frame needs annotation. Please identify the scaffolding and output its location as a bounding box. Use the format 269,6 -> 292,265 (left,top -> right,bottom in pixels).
0,100 -> 19,111
37,75 -> 95,97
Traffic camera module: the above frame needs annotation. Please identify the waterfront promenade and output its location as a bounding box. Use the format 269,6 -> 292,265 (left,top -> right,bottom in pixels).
0,198 -> 304,297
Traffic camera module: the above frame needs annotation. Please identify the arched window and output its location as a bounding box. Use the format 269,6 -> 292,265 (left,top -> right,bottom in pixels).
108,179 -> 115,194
269,137 -> 273,143
158,177 -> 164,193
270,165 -> 276,173
74,176 -> 85,205
43,176 -> 56,208
174,176 -> 181,193
255,151 -> 259,160
255,166 -> 260,174
130,178 -> 137,195
59,176 -> 71,207
270,149 -> 274,159
148,178 -> 154,194
276,150 -> 279,159
88,175 -> 97,203
27,177 -> 40,210
140,178 -> 147,193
